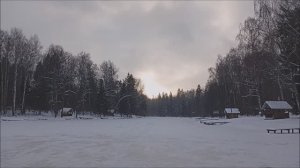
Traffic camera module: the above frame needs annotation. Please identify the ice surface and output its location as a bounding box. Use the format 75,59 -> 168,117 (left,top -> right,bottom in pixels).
1,116 -> 299,167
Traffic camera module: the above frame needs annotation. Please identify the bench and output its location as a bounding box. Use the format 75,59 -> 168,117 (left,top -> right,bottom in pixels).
267,128 -> 300,134
267,129 -> 277,133
203,121 -> 229,125
291,128 -> 300,133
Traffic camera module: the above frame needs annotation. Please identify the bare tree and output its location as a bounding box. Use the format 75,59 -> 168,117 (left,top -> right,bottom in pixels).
10,28 -> 27,116
99,60 -> 119,108
0,30 -> 10,114
20,35 -> 42,114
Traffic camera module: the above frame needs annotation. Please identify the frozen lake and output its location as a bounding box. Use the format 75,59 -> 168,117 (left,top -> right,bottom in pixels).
1,116 -> 299,167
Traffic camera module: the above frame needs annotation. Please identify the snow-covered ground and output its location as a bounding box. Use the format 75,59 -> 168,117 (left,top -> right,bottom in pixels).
1,116 -> 299,167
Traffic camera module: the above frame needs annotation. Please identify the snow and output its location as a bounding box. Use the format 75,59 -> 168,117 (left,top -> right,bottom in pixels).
224,108 -> 240,114
1,116 -> 299,167
62,107 -> 73,112
262,101 -> 293,110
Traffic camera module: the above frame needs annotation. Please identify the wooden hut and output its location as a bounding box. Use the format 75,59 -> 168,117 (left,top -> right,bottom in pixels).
224,108 -> 240,119
262,101 -> 292,119
212,110 -> 220,117
60,108 -> 74,117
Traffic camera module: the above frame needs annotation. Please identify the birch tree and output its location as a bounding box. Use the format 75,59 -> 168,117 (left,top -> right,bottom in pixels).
0,30 -> 10,114
10,28 -> 27,116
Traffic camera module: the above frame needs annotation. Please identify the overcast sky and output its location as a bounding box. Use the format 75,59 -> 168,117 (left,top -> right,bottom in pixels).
1,1 -> 254,97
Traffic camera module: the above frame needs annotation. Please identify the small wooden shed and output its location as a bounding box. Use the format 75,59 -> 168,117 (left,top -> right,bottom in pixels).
60,108 -> 74,117
262,101 -> 292,119
224,108 -> 240,119
212,110 -> 220,117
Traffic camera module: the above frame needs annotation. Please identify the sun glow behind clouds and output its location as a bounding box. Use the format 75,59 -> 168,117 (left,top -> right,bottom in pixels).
138,72 -> 166,98
1,1 -> 254,98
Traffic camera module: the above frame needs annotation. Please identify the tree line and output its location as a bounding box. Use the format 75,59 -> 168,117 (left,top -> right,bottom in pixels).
147,85 -> 205,117
1,0 -> 299,117
0,29 -> 147,117
149,0 -> 300,116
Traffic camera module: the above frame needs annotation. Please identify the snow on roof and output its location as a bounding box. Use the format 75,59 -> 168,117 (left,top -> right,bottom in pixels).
213,110 -> 219,114
224,108 -> 240,114
62,108 -> 73,112
262,101 -> 292,110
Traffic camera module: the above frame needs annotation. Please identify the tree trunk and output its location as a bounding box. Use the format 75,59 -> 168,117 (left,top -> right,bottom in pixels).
292,83 -> 300,113
0,59 -> 4,115
295,92 -> 300,113
257,94 -> 262,112
21,74 -> 27,115
277,68 -> 284,100
4,58 -> 9,114
256,87 -> 262,114
1,57 -> 9,115
12,62 -> 18,116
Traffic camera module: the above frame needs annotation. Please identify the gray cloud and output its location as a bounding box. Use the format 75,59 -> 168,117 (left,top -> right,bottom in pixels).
1,1 -> 254,96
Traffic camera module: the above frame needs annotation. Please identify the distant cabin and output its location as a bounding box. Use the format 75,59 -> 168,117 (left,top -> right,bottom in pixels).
106,109 -> 115,116
224,108 -> 240,119
60,108 -> 74,117
212,110 -> 220,117
262,101 -> 292,119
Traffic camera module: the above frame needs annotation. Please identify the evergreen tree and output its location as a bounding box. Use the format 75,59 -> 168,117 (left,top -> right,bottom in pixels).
195,84 -> 203,116
97,79 -> 108,116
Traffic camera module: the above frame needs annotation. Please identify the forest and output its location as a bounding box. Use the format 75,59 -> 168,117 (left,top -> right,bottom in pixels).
148,0 -> 300,116
0,32 -> 147,117
1,0 -> 299,117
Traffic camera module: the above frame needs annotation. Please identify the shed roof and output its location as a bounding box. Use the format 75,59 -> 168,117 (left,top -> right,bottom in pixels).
62,108 -> 73,112
262,101 -> 292,110
213,110 -> 219,114
224,108 -> 240,114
